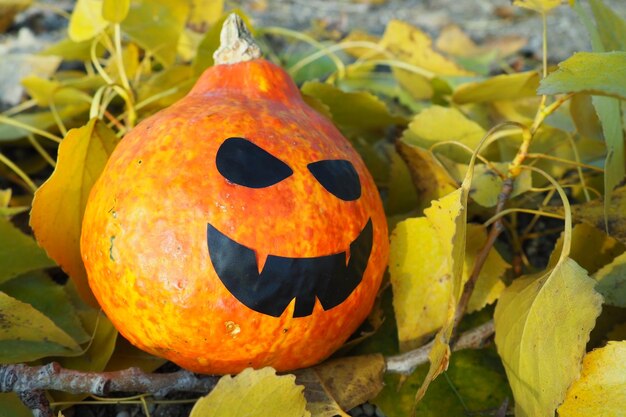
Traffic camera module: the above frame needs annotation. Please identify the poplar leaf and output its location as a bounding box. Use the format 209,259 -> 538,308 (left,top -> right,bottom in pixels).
453,71 -> 540,104
0,291 -> 81,362
494,258 -> 603,417
558,341 -> 626,417
589,0 -> 626,52
390,221 -> 508,350
538,52 -> 626,100
102,0 -> 129,23
188,0 -> 224,30
0,217 -> 54,285
68,0 -> 109,42
30,119 -> 120,306
189,368 -> 310,417
593,251 -> 626,307
513,0 -> 564,13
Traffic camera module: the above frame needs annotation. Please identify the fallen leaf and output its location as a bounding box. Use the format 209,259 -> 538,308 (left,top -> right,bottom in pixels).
453,71 -> 540,104
189,367 -> 310,417
0,290 -> 82,363
301,81 -> 406,141
295,355 -> 385,415
557,341 -> 626,417
494,258 -> 603,417
593,251 -> 626,307
30,119 -> 120,306
548,222 -> 625,274
386,148 -> 419,215
0,217 -> 54,285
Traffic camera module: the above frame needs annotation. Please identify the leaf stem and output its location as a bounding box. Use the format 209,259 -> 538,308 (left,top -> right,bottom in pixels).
483,207 -> 565,227
0,152 -> 38,193
0,115 -> 62,143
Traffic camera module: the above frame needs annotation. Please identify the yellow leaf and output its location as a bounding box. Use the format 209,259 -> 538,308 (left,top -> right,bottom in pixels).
403,106 -> 487,163
188,0 -> 224,30
189,367 -> 310,417
21,76 -> 91,107
30,119 -> 120,306
390,221 -> 508,350
558,341 -> 626,417
513,0 -> 564,13
295,355 -> 385,416
102,0 -> 129,23
494,258 -> 603,417
379,20 -> 472,99
593,251 -> 626,307
68,0 -> 109,42
453,71 -> 540,104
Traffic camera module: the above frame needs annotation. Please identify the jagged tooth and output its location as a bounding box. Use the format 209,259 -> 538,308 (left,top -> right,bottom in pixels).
255,250 -> 270,274
345,246 -> 351,266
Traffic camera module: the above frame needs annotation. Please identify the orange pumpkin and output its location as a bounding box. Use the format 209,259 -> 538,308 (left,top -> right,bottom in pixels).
80,14 -> 389,374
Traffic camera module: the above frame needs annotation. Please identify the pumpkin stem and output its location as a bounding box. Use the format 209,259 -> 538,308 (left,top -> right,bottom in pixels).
213,13 -> 262,65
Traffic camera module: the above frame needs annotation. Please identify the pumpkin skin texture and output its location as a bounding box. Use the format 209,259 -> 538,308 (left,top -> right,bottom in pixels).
80,48 -> 389,373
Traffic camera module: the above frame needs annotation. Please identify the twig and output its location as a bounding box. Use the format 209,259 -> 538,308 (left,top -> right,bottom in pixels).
385,320 -> 495,375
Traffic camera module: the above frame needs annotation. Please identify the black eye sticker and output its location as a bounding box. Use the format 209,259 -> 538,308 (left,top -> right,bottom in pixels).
308,160 -> 361,201
216,137 -> 293,188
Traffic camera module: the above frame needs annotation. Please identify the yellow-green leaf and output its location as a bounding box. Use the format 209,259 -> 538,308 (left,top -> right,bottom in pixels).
295,355 -> 385,416
102,0 -> 129,23
589,0 -> 626,52
0,291 -> 81,362
30,119 -> 120,306
0,393 -> 32,417
558,341 -> 626,417
453,71 -> 540,104
121,0 -> 189,66
300,81 -> 406,141
465,162 -> 531,208
538,52 -> 626,99
593,251 -> 626,307
68,0 -> 109,42
386,149 -> 419,215
0,217 -> 54,285
0,104 -> 89,141
190,367 -> 310,417
570,93 -> 603,141
494,258 -> 603,417
513,0 -> 563,13
21,76 -> 91,107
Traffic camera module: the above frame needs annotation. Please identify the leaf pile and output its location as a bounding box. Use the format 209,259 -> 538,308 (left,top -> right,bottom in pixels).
0,0 -> 624,416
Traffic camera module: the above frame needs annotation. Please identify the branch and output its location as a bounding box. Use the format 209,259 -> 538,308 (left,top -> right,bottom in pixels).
0,363 -> 219,416
385,320 -> 495,375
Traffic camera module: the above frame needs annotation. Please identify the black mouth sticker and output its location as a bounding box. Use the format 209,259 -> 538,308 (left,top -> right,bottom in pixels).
207,219 -> 373,318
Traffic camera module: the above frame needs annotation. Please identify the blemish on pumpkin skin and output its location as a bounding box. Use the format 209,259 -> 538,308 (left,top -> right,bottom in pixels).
224,321 -> 241,338
109,236 -> 116,261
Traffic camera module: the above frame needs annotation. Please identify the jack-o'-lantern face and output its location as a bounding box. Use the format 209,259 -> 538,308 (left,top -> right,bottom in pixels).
81,57 -> 389,374
208,137 -> 372,318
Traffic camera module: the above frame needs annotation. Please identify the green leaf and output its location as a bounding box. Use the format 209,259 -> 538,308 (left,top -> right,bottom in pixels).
453,71 -> 540,104
102,0 -> 129,23
589,0 -> 626,52
68,0 -> 109,42
190,368 -> 310,417
558,341 -> 626,417
570,93 -> 603,141
295,355 -> 385,416
30,119 -> 120,306
494,258 -> 603,417
374,348 -> 511,417
0,217 -> 54,285
538,51 -> 626,100
593,95 -> 625,222
300,81 -> 406,141
0,272 -> 90,344
386,149 -> 419,215
593,252 -> 626,307
0,291 -> 82,362
121,0 -> 189,66
0,394 -> 32,417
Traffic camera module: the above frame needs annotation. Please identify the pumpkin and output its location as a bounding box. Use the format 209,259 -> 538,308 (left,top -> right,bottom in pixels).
80,14 -> 389,374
